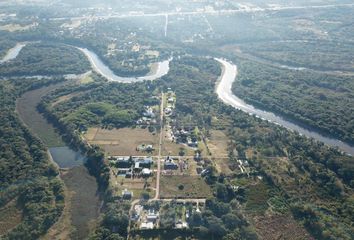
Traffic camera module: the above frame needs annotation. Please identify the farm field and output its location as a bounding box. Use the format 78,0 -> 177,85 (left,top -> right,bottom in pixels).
84,127 -> 159,156
160,175 -> 212,199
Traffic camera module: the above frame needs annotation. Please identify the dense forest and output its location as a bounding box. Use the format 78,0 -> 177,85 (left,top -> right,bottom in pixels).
0,42 -> 90,76
0,79 -> 65,239
232,59 -> 354,144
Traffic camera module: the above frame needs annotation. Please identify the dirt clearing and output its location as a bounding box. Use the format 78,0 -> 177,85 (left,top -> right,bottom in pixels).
84,127 -> 159,156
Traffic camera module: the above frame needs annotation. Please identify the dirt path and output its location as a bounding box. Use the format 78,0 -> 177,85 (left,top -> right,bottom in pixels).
154,92 -> 164,200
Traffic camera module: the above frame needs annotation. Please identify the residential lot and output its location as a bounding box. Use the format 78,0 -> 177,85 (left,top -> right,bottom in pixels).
84,127 -> 159,156
159,175 -> 212,199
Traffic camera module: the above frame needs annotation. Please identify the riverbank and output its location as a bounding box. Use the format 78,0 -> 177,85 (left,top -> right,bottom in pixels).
215,58 -> 354,155
16,81 -> 100,239
78,47 -> 171,83
0,43 -> 27,64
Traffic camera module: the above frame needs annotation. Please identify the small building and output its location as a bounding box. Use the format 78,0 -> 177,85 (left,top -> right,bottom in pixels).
137,157 -> 153,168
134,162 -> 141,171
194,152 -> 202,161
140,221 -> 154,230
164,161 -> 178,170
116,157 -> 133,168
142,168 -> 152,177
146,209 -> 159,223
122,189 -> 133,200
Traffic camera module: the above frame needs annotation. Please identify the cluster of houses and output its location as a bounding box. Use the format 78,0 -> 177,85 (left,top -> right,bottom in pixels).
171,126 -> 198,148
137,106 -> 157,125
109,156 -> 153,179
131,205 -> 159,230
164,88 -> 175,116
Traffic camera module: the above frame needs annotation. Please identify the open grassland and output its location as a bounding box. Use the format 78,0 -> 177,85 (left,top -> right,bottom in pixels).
0,199 -> 22,236
207,130 -> 232,175
84,127 -> 159,156
110,170 -> 156,200
253,214 -> 312,240
245,181 -> 271,214
160,175 -> 212,199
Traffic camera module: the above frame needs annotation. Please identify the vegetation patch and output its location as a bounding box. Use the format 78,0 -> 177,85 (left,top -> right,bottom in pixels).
160,175 -> 212,199
0,199 -> 22,236
84,127 -> 159,156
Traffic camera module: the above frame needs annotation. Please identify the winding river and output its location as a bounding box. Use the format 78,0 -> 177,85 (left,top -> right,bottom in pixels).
2,43 -> 354,155
78,47 -> 171,82
215,58 -> 354,156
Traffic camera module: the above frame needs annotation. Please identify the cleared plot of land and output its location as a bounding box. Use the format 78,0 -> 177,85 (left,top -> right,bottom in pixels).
208,130 -> 229,157
0,23 -> 37,32
160,175 -> 212,199
253,214 -> 311,240
0,199 -> 22,236
207,130 -> 232,174
51,91 -> 89,107
110,171 -> 156,200
85,127 -> 159,156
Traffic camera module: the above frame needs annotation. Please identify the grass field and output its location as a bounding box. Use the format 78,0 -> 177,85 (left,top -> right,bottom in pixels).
207,130 -> 232,174
85,127 -> 159,156
245,181 -> 271,214
0,199 -> 22,236
253,214 -> 311,240
110,170 -> 156,200
160,175 -> 212,199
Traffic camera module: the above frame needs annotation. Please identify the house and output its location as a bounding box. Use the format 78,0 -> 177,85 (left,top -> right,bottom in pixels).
167,97 -> 174,103
164,107 -> 172,115
140,221 -> 154,230
175,220 -> 188,229
134,162 -> 141,171
164,161 -> 178,170
187,138 -> 198,147
116,157 -> 133,168
143,107 -> 156,118
122,189 -> 133,200
136,157 -> 153,168
194,152 -> 202,161
146,209 -> 159,223
142,168 -> 152,177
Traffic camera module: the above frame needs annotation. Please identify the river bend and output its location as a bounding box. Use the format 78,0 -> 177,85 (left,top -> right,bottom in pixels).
215,58 -> 354,155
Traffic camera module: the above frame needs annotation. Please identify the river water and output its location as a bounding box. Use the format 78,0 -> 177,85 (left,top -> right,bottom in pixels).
0,43 -> 26,63
78,47 -> 171,82
215,58 -> 354,156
